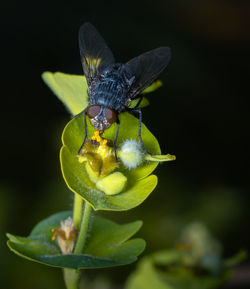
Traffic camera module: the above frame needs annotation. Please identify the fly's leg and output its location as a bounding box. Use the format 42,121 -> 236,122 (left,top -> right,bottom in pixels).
132,109 -> 150,155
73,107 -> 87,119
77,108 -> 88,155
113,118 -> 120,161
134,96 -> 143,109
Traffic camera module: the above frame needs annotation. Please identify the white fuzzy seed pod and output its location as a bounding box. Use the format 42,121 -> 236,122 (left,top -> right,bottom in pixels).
118,139 -> 145,169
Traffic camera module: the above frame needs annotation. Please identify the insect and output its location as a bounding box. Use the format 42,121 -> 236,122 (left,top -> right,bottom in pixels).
77,23 -> 171,158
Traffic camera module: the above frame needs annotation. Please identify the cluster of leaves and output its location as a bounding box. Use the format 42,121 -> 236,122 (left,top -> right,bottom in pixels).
7,211 -> 145,269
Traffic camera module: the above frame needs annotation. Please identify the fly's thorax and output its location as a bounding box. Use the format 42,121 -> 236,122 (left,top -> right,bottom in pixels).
89,64 -> 134,112
87,105 -> 117,131
92,80 -> 127,111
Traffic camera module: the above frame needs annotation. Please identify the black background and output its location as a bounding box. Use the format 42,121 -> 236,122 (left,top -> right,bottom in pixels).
1,1 -> 250,288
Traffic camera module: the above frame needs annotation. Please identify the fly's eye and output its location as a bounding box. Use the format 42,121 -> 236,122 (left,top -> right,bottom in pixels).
87,105 -> 101,119
104,107 -> 117,124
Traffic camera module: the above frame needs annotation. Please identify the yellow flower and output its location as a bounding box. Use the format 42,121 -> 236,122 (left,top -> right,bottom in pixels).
78,131 -> 127,195
78,130 -> 119,177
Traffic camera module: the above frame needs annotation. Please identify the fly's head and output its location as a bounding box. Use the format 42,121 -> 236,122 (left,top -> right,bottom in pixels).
87,105 -> 117,131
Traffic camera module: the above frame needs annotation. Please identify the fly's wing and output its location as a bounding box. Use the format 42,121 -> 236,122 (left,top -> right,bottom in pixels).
79,23 -> 115,86
125,47 -> 171,99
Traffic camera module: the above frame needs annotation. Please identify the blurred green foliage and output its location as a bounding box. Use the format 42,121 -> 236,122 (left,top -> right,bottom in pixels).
125,223 -> 246,289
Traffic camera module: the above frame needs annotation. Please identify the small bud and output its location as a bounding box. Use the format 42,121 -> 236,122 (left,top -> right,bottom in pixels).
118,139 -> 145,169
51,217 -> 78,254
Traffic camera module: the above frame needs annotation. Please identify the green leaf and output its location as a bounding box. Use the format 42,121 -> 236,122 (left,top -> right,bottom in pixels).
141,80 -> 163,94
42,72 -> 88,115
60,112 -> 160,211
128,97 -> 150,109
84,215 -> 144,259
7,211 -> 145,269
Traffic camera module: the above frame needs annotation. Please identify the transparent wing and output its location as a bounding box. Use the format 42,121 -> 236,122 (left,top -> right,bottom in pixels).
79,23 -> 115,85
125,47 -> 171,99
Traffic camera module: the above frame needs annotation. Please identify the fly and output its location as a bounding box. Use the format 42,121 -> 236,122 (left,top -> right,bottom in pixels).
77,23 -> 171,159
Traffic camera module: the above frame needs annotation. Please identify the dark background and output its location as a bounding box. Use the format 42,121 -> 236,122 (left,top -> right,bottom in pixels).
1,0 -> 250,288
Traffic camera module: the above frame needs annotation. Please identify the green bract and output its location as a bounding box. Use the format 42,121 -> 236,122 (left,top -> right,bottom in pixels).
61,112 -> 159,210
42,72 -> 89,115
7,211 -> 145,269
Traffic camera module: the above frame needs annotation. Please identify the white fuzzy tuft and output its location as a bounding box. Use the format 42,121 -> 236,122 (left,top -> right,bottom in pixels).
118,139 -> 145,169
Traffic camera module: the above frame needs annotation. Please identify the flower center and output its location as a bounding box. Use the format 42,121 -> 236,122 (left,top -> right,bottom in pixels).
78,130 -> 119,177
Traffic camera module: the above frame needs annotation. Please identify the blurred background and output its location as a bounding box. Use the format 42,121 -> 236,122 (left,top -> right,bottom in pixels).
1,0 -> 250,288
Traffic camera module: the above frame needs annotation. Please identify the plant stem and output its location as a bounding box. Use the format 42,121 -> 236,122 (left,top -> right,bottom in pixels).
73,194 -> 83,229
63,269 -> 81,289
74,202 -> 92,254
63,196 -> 92,289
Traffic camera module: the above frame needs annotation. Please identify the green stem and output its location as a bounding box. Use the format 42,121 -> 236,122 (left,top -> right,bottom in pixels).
73,194 -> 83,229
74,202 -> 92,254
63,196 -> 92,289
63,269 -> 81,289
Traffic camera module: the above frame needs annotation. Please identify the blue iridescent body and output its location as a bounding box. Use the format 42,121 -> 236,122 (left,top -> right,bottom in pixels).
89,64 -> 132,112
